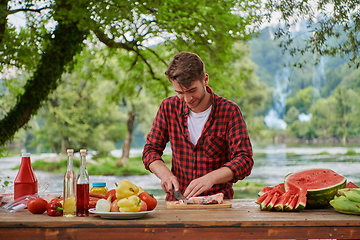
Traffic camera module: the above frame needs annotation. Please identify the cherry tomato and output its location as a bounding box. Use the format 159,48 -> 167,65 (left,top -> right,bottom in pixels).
105,189 -> 116,202
27,197 -> 48,214
138,192 -> 157,211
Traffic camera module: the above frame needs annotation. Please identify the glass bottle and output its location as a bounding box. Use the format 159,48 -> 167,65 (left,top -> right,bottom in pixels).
14,153 -> 38,200
76,149 -> 89,217
63,149 -> 76,217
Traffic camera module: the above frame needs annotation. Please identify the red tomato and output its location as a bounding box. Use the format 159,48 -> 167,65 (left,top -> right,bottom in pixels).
27,197 -> 48,214
138,192 -> 157,211
105,189 -> 117,202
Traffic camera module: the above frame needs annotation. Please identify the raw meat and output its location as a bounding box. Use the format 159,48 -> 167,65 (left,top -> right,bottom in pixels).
178,193 -> 224,204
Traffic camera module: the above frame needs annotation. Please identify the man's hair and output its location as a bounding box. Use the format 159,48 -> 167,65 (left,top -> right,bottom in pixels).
165,52 -> 205,88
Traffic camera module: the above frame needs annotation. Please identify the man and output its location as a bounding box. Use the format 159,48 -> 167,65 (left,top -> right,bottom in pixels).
142,52 -> 253,201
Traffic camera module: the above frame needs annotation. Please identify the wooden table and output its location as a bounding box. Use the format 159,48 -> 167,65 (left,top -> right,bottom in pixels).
0,199 -> 359,240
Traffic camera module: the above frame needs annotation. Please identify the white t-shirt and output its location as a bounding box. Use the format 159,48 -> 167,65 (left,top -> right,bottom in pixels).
188,106 -> 212,145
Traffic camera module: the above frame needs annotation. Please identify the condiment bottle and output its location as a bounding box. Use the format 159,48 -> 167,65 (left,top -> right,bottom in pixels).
90,182 -> 108,195
63,149 -> 76,217
76,149 -> 89,217
14,153 -> 38,200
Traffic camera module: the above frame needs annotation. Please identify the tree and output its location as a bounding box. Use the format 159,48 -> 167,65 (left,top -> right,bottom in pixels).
284,106 -> 300,125
28,50 -> 128,154
0,0 -> 262,146
264,0 -> 360,67
285,86 -> 318,114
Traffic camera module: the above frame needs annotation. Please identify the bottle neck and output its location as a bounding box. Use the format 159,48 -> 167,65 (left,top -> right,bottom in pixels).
21,156 -> 31,166
80,156 -> 86,171
77,155 -> 89,184
67,156 -> 74,171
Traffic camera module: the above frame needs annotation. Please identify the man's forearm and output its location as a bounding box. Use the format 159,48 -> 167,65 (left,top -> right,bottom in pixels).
206,167 -> 235,185
149,160 -> 174,181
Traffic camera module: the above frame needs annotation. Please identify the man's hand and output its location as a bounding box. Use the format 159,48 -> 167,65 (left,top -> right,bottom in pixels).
184,167 -> 234,198
149,160 -> 179,194
183,175 -> 214,198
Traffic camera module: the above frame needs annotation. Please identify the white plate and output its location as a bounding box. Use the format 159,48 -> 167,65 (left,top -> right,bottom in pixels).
89,208 -> 155,219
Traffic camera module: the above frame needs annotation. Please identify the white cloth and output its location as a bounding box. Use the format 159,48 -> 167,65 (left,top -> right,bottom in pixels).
188,106 -> 212,145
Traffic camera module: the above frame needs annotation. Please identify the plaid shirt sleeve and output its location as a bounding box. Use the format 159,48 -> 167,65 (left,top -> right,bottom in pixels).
143,88 -> 253,200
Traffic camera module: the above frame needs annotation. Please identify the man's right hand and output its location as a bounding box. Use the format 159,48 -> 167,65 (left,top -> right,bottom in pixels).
149,160 -> 179,194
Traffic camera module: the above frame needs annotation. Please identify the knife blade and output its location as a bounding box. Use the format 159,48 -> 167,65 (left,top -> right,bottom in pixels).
173,187 -> 187,204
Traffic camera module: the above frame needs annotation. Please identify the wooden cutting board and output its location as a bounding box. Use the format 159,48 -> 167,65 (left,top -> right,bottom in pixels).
166,200 -> 232,209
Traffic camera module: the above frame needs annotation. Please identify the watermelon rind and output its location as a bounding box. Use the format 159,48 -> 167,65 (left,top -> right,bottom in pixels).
284,168 -> 347,209
306,181 -> 346,208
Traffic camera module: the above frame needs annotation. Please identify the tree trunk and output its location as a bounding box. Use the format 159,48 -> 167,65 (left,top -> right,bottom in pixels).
117,104 -> 136,166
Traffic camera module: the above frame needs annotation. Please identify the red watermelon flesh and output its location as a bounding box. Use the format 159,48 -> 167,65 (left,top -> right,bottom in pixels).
274,191 -> 292,211
266,192 -> 280,210
284,168 -> 346,208
255,192 -> 269,204
255,183 -> 285,204
295,187 -> 307,211
283,190 -> 297,211
346,182 -> 359,188
258,183 -> 285,196
260,193 -> 274,210
286,181 -> 307,211
256,178 -> 308,212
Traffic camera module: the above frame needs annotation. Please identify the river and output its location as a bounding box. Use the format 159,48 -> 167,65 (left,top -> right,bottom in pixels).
1,145 -> 360,200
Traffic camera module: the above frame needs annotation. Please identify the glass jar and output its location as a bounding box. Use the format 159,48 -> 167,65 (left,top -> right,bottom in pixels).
90,182 -> 108,195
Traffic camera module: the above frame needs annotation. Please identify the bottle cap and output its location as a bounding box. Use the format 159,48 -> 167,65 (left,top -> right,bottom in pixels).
80,149 -> 86,157
92,182 -> 106,187
67,149 -> 74,156
21,153 -> 30,157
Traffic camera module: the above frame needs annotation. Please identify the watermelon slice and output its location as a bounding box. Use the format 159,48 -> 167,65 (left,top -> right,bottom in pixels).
285,181 -> 307,211
346,182 -> 359,188
256,183 -> 302,211
295,187 -> 307,211
284,168 -> 346,208
266,192 -> 280,210
274,191 -> 292,211
255,183 -> 285,204
260,193 -> 274,210
258,183 -> 285,196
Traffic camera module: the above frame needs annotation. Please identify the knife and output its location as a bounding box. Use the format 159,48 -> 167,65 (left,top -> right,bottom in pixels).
173,187 -> 187,204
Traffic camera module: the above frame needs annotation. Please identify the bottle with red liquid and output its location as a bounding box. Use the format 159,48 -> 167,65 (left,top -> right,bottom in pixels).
76,149 -> 89,217
14,153 -> 38,200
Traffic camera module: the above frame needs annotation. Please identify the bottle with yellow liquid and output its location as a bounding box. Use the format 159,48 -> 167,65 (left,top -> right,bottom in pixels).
63,149 -> 76,217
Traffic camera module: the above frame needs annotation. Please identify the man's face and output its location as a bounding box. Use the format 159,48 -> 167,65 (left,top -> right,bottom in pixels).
172,74 -> 209,113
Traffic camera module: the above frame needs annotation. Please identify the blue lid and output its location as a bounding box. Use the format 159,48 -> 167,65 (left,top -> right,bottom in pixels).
92,182 -> 106,187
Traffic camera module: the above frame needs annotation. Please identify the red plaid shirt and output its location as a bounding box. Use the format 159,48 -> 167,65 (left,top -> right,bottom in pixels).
143,87 -> 253,200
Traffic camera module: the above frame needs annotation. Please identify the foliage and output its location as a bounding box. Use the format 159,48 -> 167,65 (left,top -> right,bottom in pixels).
264,0 -> 360,68
250,24 -> 360,143
29,158 -> 80,173
0,176 -> 12,188
27,50 -> 128,154
285,87 -> 318,115
0,0 -> 262,147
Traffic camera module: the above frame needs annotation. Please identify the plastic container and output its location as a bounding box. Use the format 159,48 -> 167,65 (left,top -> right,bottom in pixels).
90,182 -> 108,195
14,153 -> 38,200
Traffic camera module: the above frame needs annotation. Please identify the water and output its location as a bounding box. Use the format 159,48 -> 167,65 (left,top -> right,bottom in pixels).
1,145 -> 360,200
